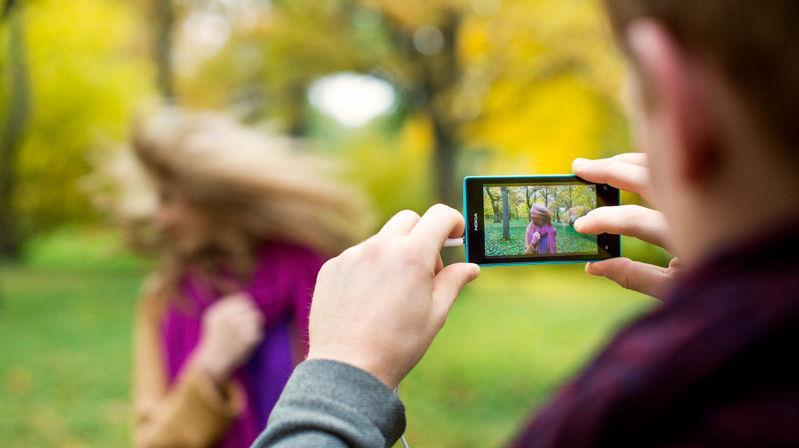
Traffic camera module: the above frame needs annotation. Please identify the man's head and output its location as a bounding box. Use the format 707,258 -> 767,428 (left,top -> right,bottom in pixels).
602,0 -> 799,263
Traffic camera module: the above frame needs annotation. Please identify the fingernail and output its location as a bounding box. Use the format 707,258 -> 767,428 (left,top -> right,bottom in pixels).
470,264 -> 481,279
573,217 -> 584,229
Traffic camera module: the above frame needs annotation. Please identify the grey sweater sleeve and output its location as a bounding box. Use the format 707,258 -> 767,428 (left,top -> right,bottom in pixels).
252,359 -> 406,448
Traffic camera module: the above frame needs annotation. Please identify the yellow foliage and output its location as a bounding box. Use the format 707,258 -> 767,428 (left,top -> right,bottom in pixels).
15,0 -> 153,231
343,131 -> 433,224
458,17 -> 490,62
8,0 -> 631,236
469,76 -> 607,174
363,0 -> 464,29
400,116 -> 435,158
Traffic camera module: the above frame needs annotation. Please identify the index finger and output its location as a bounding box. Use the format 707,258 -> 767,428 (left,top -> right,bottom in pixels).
378,209 -> 421,236
575,205 -> 670,250
610,152 -> 647,167
572,157 -> 651,201
408,204 -> 465,256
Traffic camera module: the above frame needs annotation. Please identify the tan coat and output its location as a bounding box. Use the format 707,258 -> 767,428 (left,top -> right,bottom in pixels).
132,294 -> 246,448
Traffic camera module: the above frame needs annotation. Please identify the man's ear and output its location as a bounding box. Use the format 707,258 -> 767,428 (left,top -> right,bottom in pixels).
626,20 -> 720,184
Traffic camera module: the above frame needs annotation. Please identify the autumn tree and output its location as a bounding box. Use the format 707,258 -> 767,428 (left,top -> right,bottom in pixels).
0,0 -> 151,256
525,186 -> 534,217
187,0 -> 625,209
500,186 -> 510,240
2,0 -> 627,257
485,187 -> 500,223
0,0 -> 30,259
152,0 -> 176,100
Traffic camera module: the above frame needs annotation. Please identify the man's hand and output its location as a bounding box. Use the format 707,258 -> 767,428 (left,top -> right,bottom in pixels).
572,153 -> 682,299
306,204 -> 481,389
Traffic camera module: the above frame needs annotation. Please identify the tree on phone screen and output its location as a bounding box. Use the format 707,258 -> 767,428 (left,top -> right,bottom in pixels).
501,187 -> 510,240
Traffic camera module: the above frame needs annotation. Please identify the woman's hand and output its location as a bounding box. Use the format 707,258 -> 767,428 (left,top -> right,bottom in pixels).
307,205 -> 481,389
572,153 -> 682,300
196,293 -> 264,385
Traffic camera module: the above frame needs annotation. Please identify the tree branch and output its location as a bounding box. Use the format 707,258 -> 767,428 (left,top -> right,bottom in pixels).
2,0 -> 17,19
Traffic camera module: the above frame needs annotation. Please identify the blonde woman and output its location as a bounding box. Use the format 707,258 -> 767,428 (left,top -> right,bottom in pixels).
124,109 -> 371,448
524,205 -> 557,255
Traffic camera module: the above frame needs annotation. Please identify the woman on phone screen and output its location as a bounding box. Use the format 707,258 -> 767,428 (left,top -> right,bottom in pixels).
525,205 -> 557,255
116,109 -> 371,448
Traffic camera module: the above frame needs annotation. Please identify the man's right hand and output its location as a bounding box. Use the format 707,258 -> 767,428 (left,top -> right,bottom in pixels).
572,153 -> 682,300
306,205 -> 481,389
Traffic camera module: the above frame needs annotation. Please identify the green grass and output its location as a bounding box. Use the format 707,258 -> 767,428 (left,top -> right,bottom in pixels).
0,229 -> 150,447
485,220 -> 596,257
0,229 -> 654,447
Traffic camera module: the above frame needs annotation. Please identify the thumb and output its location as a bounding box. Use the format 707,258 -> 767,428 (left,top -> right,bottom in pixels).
586,258 -> 669,299
432,263 -> 480,317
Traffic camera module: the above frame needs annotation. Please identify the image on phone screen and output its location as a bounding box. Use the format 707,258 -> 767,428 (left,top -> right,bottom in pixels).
463,175 -> 620,266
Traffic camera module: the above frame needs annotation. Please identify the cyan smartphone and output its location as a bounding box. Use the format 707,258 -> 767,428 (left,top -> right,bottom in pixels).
463,175 -> 621,266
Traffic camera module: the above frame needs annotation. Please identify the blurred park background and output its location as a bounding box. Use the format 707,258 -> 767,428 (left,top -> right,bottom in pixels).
0,0 -> 670,446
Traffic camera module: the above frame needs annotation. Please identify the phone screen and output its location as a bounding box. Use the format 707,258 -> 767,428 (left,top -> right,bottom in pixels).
463,175 -> 620,265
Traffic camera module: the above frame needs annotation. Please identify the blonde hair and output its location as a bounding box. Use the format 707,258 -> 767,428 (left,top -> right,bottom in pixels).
530,204 -> 552,226
109,108 -> 373,297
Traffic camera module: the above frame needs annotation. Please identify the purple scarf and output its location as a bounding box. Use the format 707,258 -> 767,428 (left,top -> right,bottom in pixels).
526,223 -> 558,254
160,242 -> 324,448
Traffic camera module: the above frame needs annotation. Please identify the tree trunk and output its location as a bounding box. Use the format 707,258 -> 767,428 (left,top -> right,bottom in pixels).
0,2 -> 31,260
425,11 -> 463,209
285,81 -> 310,137
153,0 -> 175,101
544,187 -> 549,209
431,119 -> 459,207
485,188 -> 501,223
525,186 -> 533,221
380,9 -> 465,264
563,185 -> 573,224
383,9 -> 464,209
568,185 -> 574,209
501,187 -> 510,240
